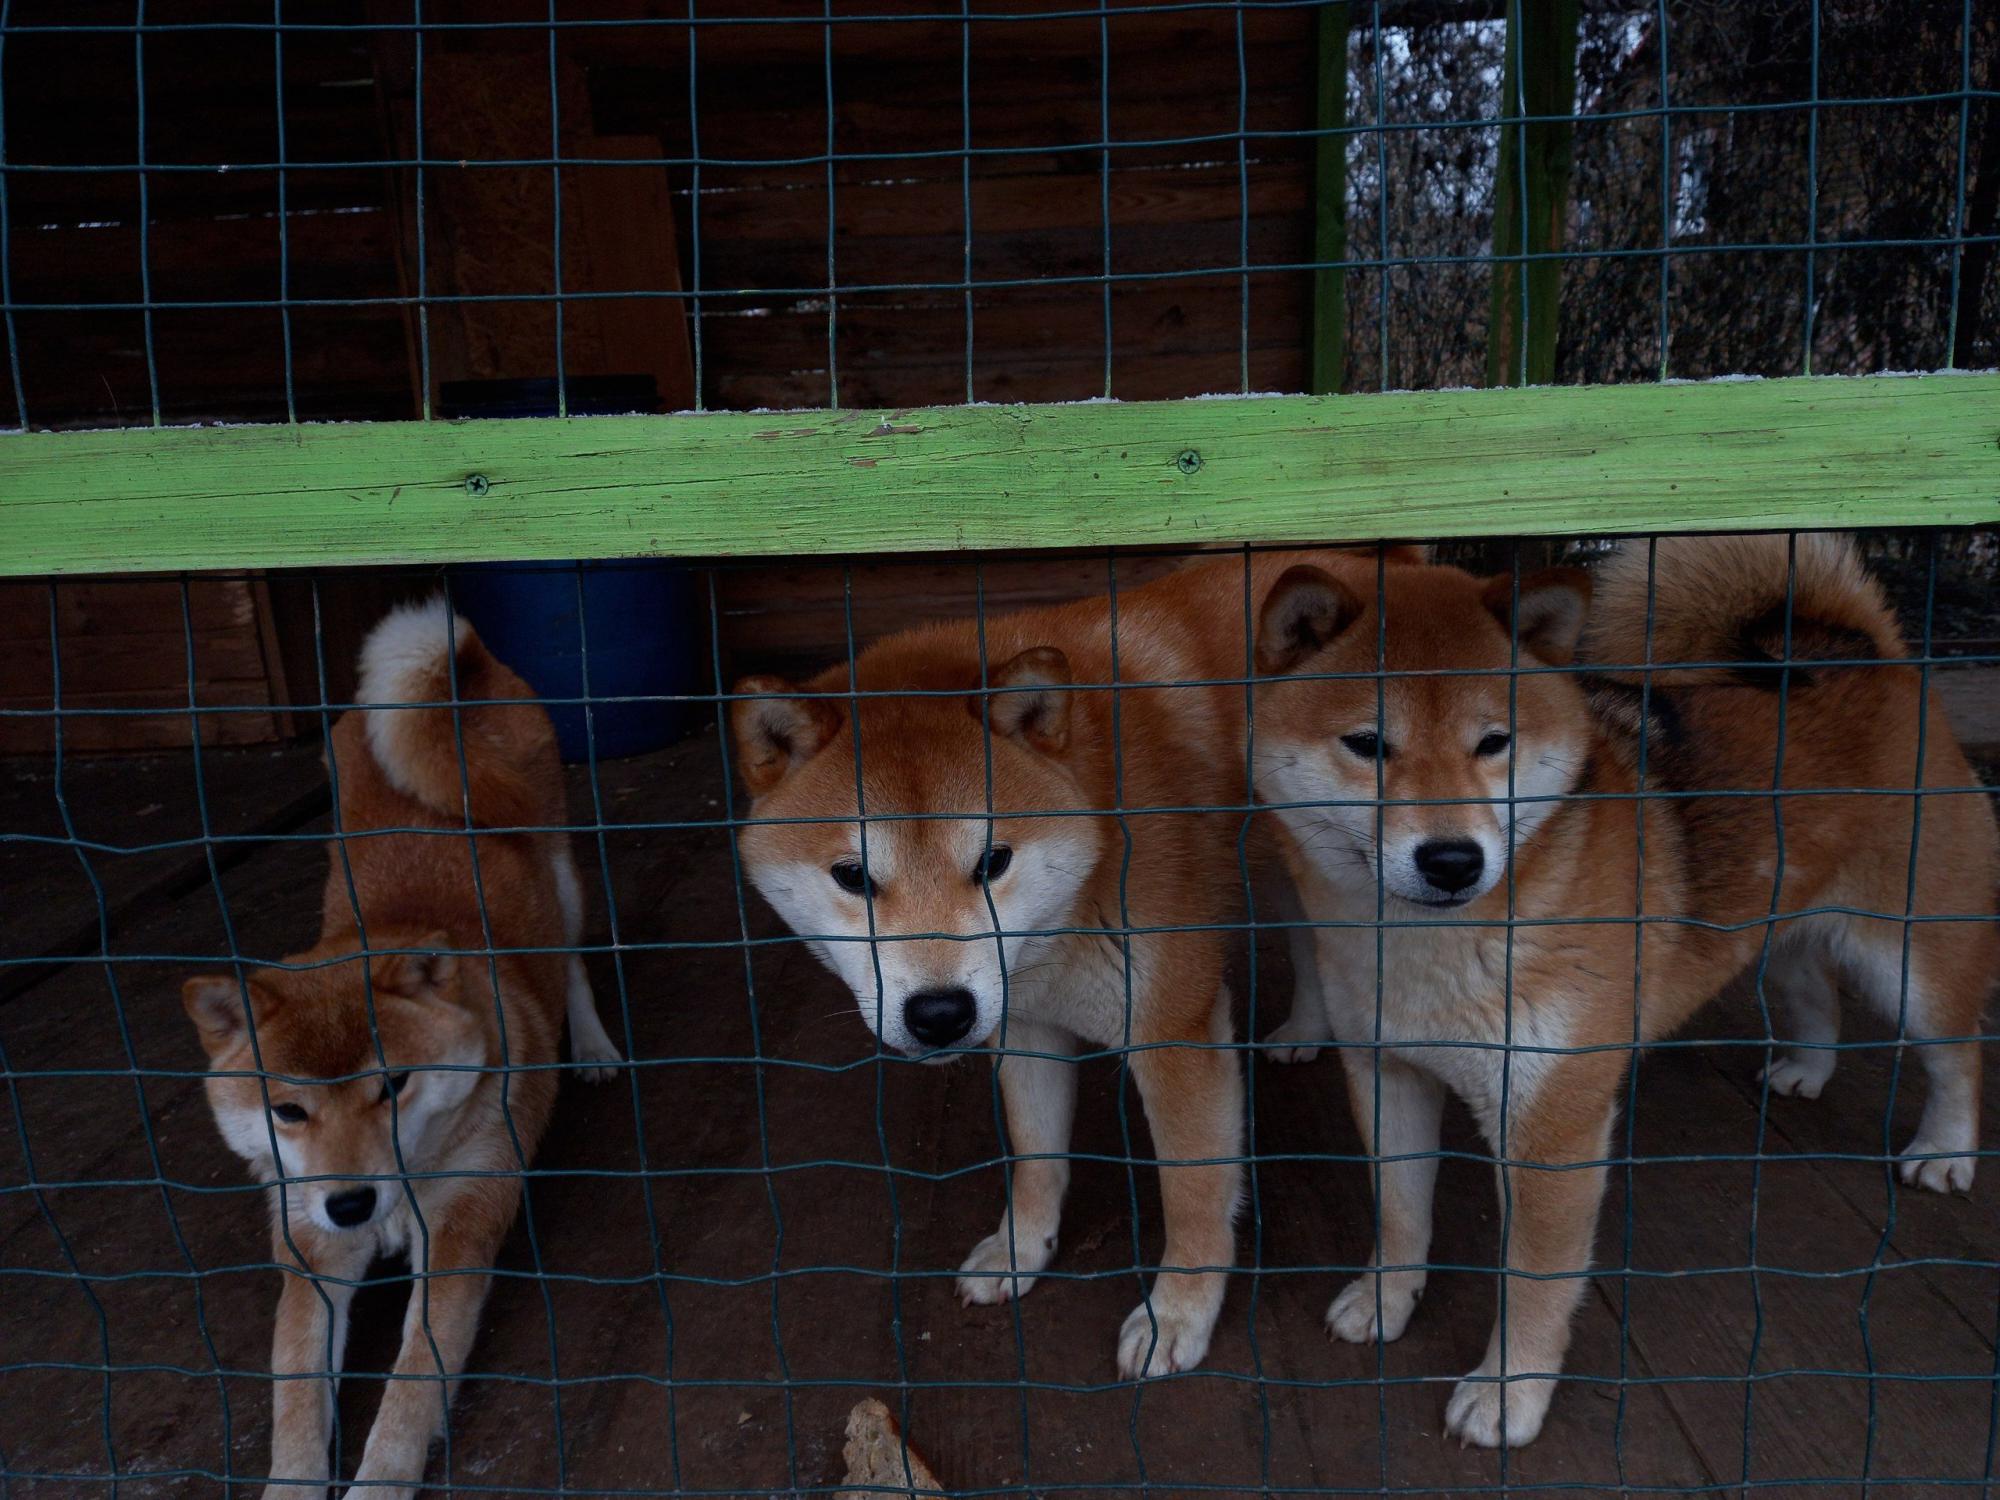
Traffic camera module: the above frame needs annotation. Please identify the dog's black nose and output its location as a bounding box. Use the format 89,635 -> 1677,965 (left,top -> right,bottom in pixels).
323,1187 -> 378,1228
1414,839 -> 1485,895
903,987 -> 977,1048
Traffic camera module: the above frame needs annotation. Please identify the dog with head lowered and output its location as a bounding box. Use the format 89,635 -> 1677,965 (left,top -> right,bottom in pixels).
1253,535 -> 1996,1448
729,554 -> 1379,1377
184,600 -> 620,1499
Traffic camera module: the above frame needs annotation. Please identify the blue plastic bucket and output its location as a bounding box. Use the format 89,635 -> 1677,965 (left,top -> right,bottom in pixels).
439,377 -> 701,764
447,560 -> 700,764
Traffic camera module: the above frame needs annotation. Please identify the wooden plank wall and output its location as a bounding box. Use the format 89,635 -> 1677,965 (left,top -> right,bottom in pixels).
575,0 -> 1319,411
0,6 -> 414,427
1,4 -> 415,748
0,578 -> 291,755
0,0 -> 1325,708
572,0 -> 1320,658
1,0 -> 1317,419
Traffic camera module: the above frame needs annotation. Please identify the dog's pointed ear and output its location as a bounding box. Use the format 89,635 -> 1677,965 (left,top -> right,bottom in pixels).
730,675 -> 843,795
1256,565 -> 1366,676
973,646 -> 1073,755
374,933 -> 458,999
183,975 -> 267,1054
1482,567 -> 1593,667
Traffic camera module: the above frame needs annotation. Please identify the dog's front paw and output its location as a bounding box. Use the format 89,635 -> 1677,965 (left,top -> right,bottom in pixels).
567,1005 -> 624,1083
1115,1289 -> 1218,1379
1759,1051 -> 1833,1100
1325,1270 -> 1423,1344
956,1227 -> 1055,1306
1443,1369 -> 1555,1449
1899,1133 -> 1976,1194
1258,1013 -> 1327,1065
569,1033 -> 623,1085
262,1484 -> 329,1500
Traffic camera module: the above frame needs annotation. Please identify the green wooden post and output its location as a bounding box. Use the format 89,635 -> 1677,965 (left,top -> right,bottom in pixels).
1486,0 -> 1581,388
1311,1 -> 1351,395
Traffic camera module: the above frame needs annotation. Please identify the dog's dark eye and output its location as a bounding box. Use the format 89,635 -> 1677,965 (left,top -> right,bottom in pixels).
1339,731 -> 1389,761
379,1072 -> 411,1104
271,1102 -> 308,1125
972,845 -> 1013,884
830,860 -> 873,897
1476,731 -> 1512,758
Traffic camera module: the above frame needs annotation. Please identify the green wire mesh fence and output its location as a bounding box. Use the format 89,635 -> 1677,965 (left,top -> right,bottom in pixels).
1,2 -> 1998,1496
2,536 -> 1996,1495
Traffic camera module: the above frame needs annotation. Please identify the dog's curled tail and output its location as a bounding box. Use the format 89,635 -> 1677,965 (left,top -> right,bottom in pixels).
1584,532 -> 1905,685
355,597 -> 556,828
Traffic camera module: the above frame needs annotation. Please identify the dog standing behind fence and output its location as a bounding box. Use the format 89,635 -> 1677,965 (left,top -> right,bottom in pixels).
727,552 -> 1410,1378
182,599 -> 620,1498
1253,534 -> 1996,1449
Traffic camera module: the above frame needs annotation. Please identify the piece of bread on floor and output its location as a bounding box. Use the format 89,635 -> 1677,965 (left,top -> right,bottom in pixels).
838,1397 -> 946,1498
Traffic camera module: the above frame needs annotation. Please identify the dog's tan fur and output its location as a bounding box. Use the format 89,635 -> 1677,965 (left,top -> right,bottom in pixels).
730,550 -> 1415,1376
185,601 -> 618,1499
1254,535 -> 1996,1447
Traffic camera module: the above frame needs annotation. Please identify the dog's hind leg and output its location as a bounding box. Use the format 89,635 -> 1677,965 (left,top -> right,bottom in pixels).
551,839 -> 621,1082
1757,944 -> 1841,1100
1259,868 -> 1334,1064
265,1230 -> 368,1499
958,1017 -> 1077,1306
1117,981 -> 1244,1379
1326,1051 -> 1446,1345
1840,921 -> 1987,1194
563,956 -> 621,1083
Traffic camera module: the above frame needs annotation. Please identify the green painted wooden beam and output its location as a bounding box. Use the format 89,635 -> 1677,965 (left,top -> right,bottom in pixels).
3,375 -> 1995,577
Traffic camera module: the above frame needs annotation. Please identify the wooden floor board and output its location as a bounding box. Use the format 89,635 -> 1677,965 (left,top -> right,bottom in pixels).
1699,980 -> 2000,1347
0,743 -> 329,1004
1593,1019 -> 1997,1498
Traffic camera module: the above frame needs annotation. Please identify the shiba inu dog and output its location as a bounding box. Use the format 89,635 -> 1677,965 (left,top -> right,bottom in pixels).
184,599 -> 620,1499
728,552 -> 1393,1378
1254,535 -> 1996,1448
